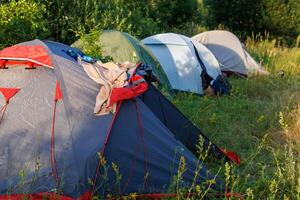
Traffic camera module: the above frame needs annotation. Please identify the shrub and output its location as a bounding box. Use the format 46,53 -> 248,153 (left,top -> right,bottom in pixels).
203,0 -> 300,45
0,0 -> 49,49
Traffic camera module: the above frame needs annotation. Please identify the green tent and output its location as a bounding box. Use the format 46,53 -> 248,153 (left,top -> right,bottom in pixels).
72,30 -> 171,91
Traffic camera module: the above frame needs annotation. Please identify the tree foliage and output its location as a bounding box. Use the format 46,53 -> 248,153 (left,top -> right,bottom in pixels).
147,0 -> 198,28
262,0 -> 300,44
0,0 -> 299,48
204,0 -> 300,44
0,0 -> 49,48
204,0 -> 263,36
38,0 -> 161,43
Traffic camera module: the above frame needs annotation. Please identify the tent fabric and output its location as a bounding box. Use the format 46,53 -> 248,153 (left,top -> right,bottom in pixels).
0,60 -> 5,67
0,88 -> 21,102
99,99 -> 224,193
0,44 -> 52,68
78,59 -> 128,115
108,75 -> 148,107
72,30 -> 172,93
140,83 -> 229,161
142,33 -> 223,95
192,40 -> 221,81
244,50 -> 268,75
0,40 -> 224,198
192,30 -> 268,76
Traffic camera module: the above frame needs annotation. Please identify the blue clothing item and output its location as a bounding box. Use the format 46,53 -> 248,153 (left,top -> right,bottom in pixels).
82,55 -> 95,63
63,49 -> 84,60
67,49 -> 78,59
64,49 -> 95,64
136,63 -> 159,83
211,75 -> 231,95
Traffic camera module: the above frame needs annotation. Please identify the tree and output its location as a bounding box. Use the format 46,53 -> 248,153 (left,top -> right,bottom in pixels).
262,0 -> 300,45
147,0 -> 199,29
0,0 -> 49,48
204,0 -> 300,44
38,0 -> 160,43
204,0 -> 263,39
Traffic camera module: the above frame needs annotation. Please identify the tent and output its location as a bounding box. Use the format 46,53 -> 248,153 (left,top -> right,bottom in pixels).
192,30 -> 269,76
72,30 -> 172,92
141,83 -> 234,161
0,40 -> 227,199
142,33 -> 230,95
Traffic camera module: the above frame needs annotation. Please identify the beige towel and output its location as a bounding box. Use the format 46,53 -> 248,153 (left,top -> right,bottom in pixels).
78,59 -> 128,115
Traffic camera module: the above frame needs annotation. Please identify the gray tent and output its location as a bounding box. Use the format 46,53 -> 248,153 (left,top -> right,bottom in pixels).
0,40 -> 225,199
193,30 -> 269,76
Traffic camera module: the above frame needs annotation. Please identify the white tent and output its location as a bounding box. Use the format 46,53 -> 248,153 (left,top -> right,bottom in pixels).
192,30 -> 269,76
142,33 -> 223,94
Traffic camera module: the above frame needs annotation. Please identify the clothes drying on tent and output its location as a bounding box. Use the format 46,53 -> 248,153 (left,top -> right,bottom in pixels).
0,40 -> 227,199
192,30 -> 269,76
142,33 -> 231,95
72,30 -> 172,93
77,60 -> 127,115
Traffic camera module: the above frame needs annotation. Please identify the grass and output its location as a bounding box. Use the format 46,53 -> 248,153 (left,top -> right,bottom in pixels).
172,38 -> 300,199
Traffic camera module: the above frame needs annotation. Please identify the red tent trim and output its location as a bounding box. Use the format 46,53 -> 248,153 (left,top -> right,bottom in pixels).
0,190 -> 244,200
0,57 -> 53,68
0,88 -> 21,103
0,45 -> 53,68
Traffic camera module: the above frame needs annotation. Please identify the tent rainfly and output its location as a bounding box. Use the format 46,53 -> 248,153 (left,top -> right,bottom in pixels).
192,30 -> 269,76
142,33 -> 231,95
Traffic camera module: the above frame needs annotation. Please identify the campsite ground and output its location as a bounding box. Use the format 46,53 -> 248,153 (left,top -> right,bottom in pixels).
173,39 -> 300,199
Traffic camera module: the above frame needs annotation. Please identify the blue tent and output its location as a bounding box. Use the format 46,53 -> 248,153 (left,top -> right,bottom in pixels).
0,40 -> 225,199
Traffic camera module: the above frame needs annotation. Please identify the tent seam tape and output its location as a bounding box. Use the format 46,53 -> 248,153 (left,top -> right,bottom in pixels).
0,57 -> 53,68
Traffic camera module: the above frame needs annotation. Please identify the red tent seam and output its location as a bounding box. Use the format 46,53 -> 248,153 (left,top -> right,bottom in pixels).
50,81 -> 63,188
91,101 -> 123,197
0,58 -> 53,69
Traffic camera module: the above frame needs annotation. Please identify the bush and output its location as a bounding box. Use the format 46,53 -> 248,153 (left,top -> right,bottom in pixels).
39,0 -> 161,44
262,0 -> 300,45
147,0 -> 199,30
203,0 -> 300,45
75,29 -> 112,62
0,0 -> 49,49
